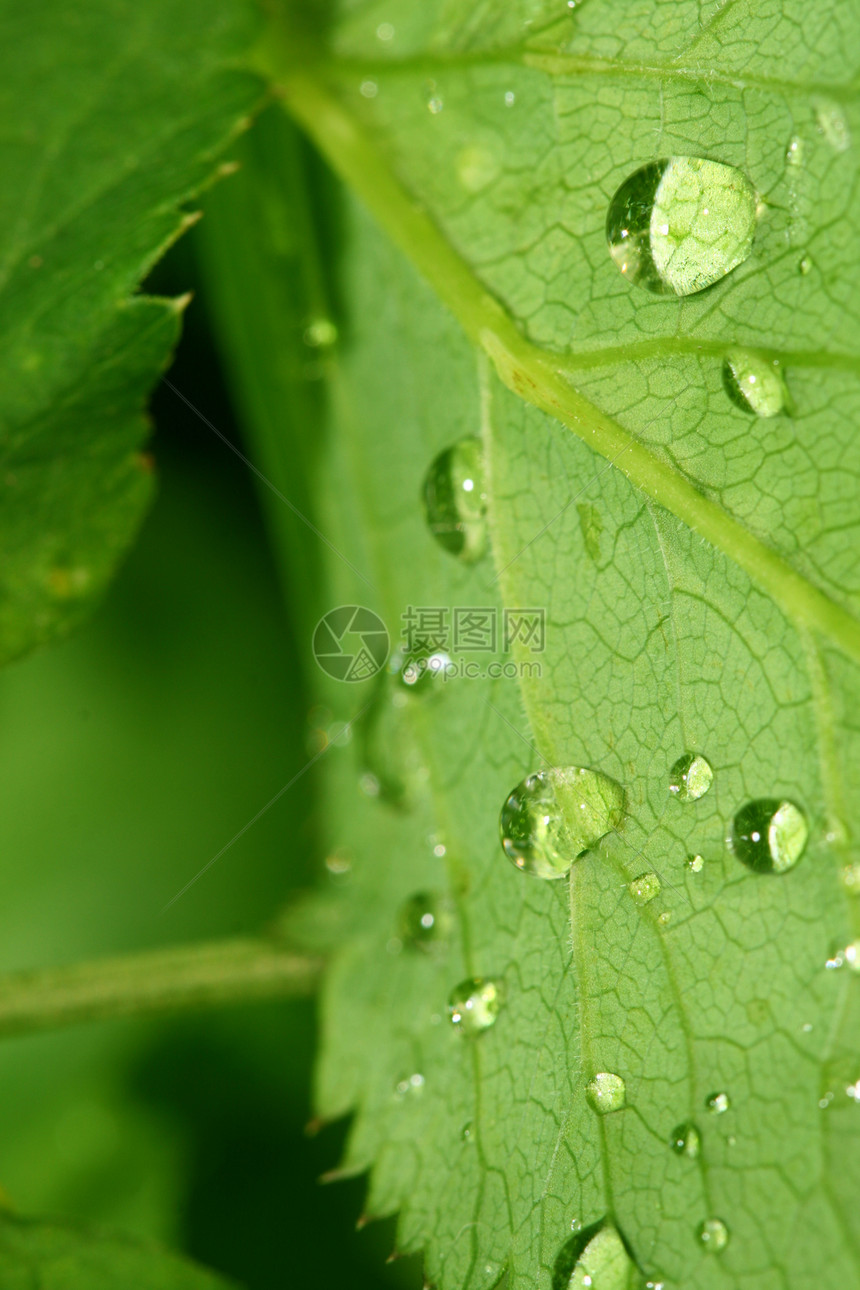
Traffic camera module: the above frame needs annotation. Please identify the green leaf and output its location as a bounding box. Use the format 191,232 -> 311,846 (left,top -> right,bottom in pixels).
0,0 -> 261,664
200,3 -> 860,1287
0,1214 -> 235,1288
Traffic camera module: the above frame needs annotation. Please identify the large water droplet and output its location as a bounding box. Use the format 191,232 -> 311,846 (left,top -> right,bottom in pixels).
398,891 -> 452,951
422,437 -> 488,563
448,977 -> 503,1036
669,752 -> 713,802
706,1091 -> 730,1115
670,1121 -> 701,1159
606,156 -> 757,296
629,872 -> 661,904
586,1072 -> 626,1115
552,1220 -> 639,1290
697,1218 -> 729,1253
731,798 -> 809,874
722,351 -> 787,418
500,767 -> 625,879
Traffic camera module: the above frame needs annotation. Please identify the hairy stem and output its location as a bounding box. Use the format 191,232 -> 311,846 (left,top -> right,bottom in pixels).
0,939 -> 321,1039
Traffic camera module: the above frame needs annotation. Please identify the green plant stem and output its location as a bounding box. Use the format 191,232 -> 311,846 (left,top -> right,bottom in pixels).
0,939 -> 321,1040
261,57 -> 860,667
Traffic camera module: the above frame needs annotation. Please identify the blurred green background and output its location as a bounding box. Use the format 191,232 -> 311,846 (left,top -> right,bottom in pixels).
0,232 -> 420,1288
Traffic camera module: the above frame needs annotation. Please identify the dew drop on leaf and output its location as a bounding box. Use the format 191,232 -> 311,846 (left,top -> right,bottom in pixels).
422,436 -> 488,563
551,1220 -> 640,1290
799,254 -> 814,275
668,752 -> 713,802
706,1091 -> 730,1115
815,100 -> 851,152
730,798 -> 809,874
629,872 -> 661,904
722,351 -> 787,418
585,1072 -> 626,1115
606,156 -> 757,296
391,645 -> 453,692
500,767 -> 625,879
686,853 -> 704,873
448,977 -> 503,1036
398,891 -> 452,951
670,1121 -> 701,1159
697,1218 -> 730,1253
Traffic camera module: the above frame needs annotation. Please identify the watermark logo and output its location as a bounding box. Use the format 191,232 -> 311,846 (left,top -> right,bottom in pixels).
313,605 -> 389,682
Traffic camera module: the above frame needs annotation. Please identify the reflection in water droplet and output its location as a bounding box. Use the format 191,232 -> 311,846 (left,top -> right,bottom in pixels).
422,437 -> 488,562
398,892 -> 453,951
448,977 -> 503,1036
629,872 -> 661,904
697,1218 -> 729,1253
500,767 -> 625,879
670,1122 -> 701,1159
706,1092 -> 730,1115
722,351 -> 787,418
686,854 -> 704,873
731,799 -> 808,874
586,1072 -> 626,1115
552,1220 -> 640,1290
606,156 -> 757,296
669,752 -> 713,801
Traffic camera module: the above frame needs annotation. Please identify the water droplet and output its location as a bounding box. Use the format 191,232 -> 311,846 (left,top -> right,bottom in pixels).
668,752 -> 713,801
422,437 -> 488,562
730,799 -> 808,874
504,90 -> 516,107
657,911 -> 672,927
325,850 -> 351,875
786,135 -> 804,165
460,1120 -> 473,1141
846,1080 -> 860,1102
697,1218 -> 729,1253
376,21 -> 395,41
398,891 -> 453,951
360,80 -> 378,99
457,145 -> 500,194
629,872 -> 661,904
448,977 -> 503,1036
670,1121 -> 701,1159
392,646 -> 454,692
500,767 -> 625,880
845,941 -> 860,972
722,351 -> 787,418
585,1072 -> 626,1115
686,853 -> 704,873
425,81 -> 443,113
799,254 -> 814,275
303,317 -> 338,348
552,1221 -> 643,1290
815,101 -> 851,152
841,862 -> 860,893
606,156 -> 757,296
394,1072 -> 425,1100
706,1091 -> 730,1115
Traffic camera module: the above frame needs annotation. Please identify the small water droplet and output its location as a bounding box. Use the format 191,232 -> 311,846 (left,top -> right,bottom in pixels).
585,1072 -> 626,1115
398,891 -> 453,951
392,646 -> 454,692
799,254 -> 814,275
606,156 -> 757,296
500,767 -> 625,879
360,80 -> 378,99
846,1080 -> 860,1102
657,910 -> 672,927
697,1218 -> 729,1253
815,101 -> 851,152
669,752 -> 713,801
722,351 -> 787,418
504,90 -> 516,106
730,798 -> 808,874
845,941 -> 860,972
422,437 -> 488,562
629,872 -> 661,904
376,21 -> 395,41
820,1091 -> 835,1109
841,862 -> 860,893
394,1072 -> 425,1100
552,1220 -> 639,1290
325,850 -> 352,875
457,145 -> 501,194
425,81 -> 443,113
460,1120 -> 473,1141
303,317 -> 338,348
706,1091 -> 730,1115
670,1121 -> 701,1159
686,853 -> 704,873
448,977 -> 503,1036
786,135 -> 804,165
